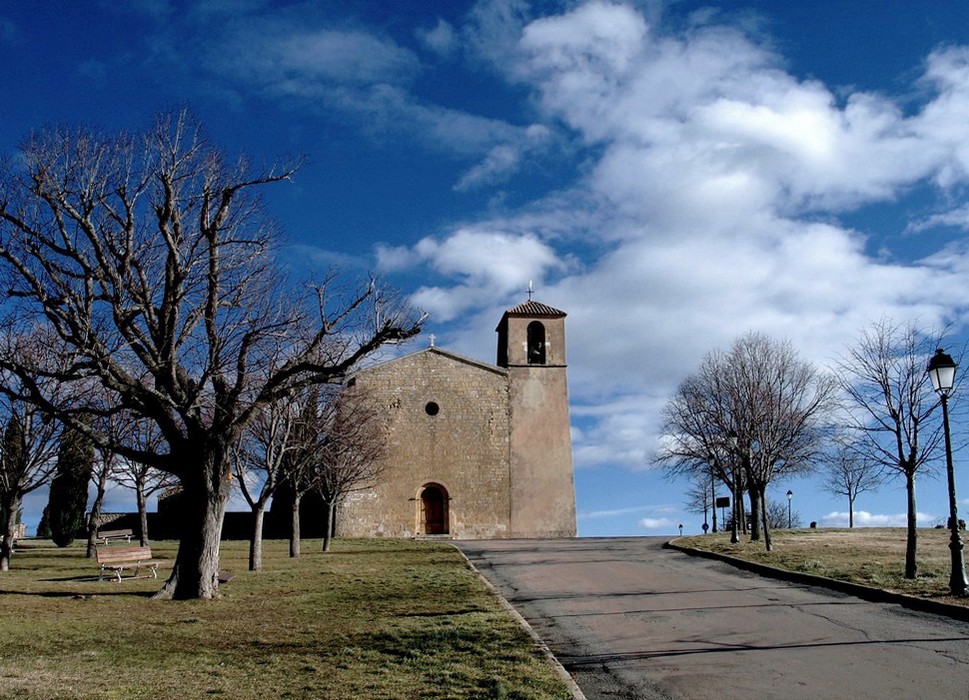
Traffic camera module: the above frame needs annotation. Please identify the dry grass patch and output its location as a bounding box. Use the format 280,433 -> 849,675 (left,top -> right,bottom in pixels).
677,527 -> 969,604
0,538 -> 572,699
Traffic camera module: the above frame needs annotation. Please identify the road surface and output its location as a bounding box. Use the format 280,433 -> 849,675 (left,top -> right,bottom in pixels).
457,537 -> 969,699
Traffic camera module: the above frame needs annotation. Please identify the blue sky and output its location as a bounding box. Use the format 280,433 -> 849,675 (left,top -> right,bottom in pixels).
5,1 -> 969,536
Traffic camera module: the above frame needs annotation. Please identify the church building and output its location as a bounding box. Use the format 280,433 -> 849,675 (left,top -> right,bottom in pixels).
335,299 -> 577,539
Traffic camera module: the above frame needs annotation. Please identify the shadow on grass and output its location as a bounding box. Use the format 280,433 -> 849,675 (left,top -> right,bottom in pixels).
39,574 -> 112,582
0,588 -> 155,598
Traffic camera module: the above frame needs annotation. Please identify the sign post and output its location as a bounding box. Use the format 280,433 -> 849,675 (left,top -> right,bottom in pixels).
715,497 -> 731,528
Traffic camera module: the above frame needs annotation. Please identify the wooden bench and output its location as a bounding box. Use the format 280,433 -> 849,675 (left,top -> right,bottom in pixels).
96,545 -> 163,583
96,528 -> 134,545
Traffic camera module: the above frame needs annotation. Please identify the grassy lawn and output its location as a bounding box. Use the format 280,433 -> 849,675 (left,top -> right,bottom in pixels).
676,527 -> 969,605
0,538 -> 573,700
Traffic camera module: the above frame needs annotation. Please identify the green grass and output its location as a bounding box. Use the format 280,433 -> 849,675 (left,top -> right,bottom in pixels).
676,527 -> 969,604
0,539 -> 573,699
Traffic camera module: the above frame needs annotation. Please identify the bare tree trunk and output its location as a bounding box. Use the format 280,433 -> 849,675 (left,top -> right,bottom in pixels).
322,500 -> 334,553
730,479 -> 740,543
741,493 -> 748,534
748,488 -> 762,541
250,507 -> 265,571
86,467 -> 110,558
153,453 -> 230,600
136,482 -> 149,547
760,486 -> 772,552
905,471 -> 918,579
0,499 -> 19,571
289,493 -> 302,558
848,492 -> 855,528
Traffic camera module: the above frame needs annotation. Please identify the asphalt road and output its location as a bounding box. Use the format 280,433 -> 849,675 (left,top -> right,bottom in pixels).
457,537 -> 969,700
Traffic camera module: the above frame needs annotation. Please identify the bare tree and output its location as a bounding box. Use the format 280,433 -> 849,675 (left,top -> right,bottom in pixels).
0,112 -> 422,598
682,477 -> 711,532
657,360 -> 740,536
729,333 -> 838,551
0,387 -> 61,570
278,396 -> 328,560
232,396 -> 300,571
765,497 -> 802,530
822,437 -> 883,528
836,319 -> 944,578
110,419 -> 178,547
315,384 -> 387,552
658,333 -> 837,551
85,446 -> 115,558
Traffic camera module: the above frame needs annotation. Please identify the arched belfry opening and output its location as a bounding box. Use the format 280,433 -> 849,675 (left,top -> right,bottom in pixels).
418,483 -> 449,535
495,299 -> 566,368
527,321 -> 546,365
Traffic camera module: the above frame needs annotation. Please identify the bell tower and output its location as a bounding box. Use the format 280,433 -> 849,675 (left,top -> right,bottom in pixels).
496,300 -> 576,537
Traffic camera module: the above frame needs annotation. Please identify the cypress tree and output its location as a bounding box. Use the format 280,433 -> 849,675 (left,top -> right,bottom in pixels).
48,426 -> 94,547
35,505 -> 51,539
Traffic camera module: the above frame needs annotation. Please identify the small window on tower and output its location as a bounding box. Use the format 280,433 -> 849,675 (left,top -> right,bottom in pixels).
527,321 -> 546,365
425,401 -> 440,416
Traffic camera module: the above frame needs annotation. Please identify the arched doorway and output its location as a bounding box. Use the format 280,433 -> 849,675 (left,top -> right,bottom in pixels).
419,483 -> 449,535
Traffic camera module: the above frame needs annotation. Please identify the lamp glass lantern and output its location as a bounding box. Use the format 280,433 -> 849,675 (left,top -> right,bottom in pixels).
927,349 -> 957,395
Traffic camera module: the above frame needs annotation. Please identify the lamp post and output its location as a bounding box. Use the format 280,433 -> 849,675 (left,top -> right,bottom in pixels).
786,490 -> 793,529
926,348 -> 968,597
728,431 -> 741,544
711,469 -> 717,533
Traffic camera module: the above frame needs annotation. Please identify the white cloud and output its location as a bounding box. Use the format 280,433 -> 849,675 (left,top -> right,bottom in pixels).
210,26 -> 421,93
378,2 -> 969,485
283,244 -> 366,271
416,18 -> 457,58
910,203 -> 969,232
572,394 -> 665,470
404,229 -> 567,321
639,517 -> 678,531
376,244 -> 421,272
454,125 -> 554,191
579,504 -> 657,520
141,4 -> 547,185
504,6 -> 966,370
819,510 -> 941,528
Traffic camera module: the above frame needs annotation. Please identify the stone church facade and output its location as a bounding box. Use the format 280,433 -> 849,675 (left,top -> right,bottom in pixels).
335,300 -> 577,539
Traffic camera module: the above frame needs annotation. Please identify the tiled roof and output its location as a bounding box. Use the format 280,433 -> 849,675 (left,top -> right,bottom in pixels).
503,299 -> 566,317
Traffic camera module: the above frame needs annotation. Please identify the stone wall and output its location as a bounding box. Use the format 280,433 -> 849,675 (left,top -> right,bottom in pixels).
336,348 -> 513,539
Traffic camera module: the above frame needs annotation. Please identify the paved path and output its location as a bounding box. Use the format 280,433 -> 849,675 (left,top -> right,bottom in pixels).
457,537 -> 969,699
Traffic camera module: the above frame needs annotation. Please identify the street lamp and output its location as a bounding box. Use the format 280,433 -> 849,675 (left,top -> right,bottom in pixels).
786,490 -> 793,529
926,348 -> 968,597
727,431 -> 742,544
711,469 -> 717,533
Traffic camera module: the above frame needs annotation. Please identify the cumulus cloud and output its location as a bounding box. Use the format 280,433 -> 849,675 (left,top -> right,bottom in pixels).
122,0 -> 969,523
391,228 -> 567,321
373,1 -> 969,476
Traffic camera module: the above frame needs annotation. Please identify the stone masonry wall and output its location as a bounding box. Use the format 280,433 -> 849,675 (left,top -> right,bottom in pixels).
336,348 -> 512,539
